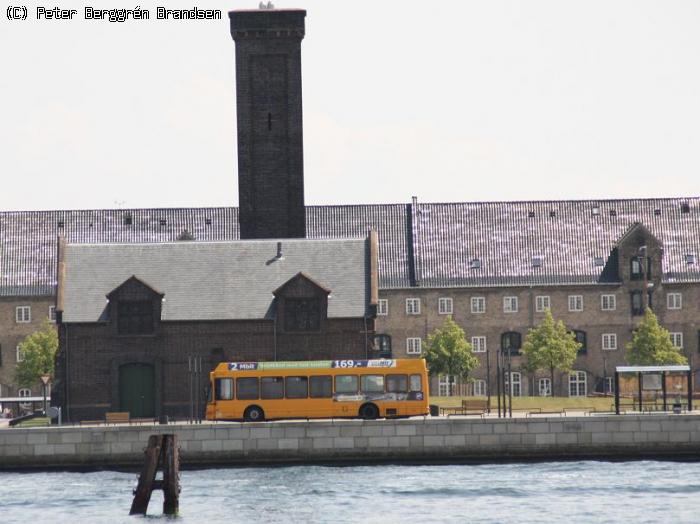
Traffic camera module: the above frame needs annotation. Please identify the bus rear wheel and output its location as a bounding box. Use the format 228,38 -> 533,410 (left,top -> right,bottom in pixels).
244,406 -> 265,422
359,403 -> 379,420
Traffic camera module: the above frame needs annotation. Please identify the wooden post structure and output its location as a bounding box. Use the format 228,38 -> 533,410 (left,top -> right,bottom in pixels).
130,434 -> 180,516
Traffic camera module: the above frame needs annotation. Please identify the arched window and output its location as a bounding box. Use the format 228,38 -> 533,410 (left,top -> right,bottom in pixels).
501,331 -> 521,356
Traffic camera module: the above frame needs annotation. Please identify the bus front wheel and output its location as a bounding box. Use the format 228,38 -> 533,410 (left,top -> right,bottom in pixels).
359,403 -> 379,420
244,406 -> 265,422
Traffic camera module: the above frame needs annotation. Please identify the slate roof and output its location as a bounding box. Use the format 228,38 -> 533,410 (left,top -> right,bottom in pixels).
2,197 -> 700,296
61,238 -> 370,322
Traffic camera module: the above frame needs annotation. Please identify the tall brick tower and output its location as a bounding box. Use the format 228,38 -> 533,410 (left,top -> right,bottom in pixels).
229,8 -> 307,239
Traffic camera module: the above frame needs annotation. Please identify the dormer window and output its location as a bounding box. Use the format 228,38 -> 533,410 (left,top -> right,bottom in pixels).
284,298 -> 321,332
630,256 -> 651,280
686,253 -> 696,265
470,258 -> 481,269
532,256 -> 543,268
118,301 -> 154,335
594,257 -> 604,267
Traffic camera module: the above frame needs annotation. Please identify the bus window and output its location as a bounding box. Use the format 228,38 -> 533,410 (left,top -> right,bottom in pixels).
310,375 -> 332,398
335,375 -> 358,394
215,378 -> 234,400
361,375 -> 384,393
410,374 -> 422,392
386,374 -> 408,393
285,376 -> 308,399
261,377 -> 284,399
237,377 -> 259,400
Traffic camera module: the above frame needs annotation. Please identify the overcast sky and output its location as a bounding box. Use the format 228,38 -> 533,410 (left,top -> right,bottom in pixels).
1,1 -> 699,211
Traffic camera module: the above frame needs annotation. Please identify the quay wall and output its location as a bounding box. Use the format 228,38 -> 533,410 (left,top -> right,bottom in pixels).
1,415 -> 700,469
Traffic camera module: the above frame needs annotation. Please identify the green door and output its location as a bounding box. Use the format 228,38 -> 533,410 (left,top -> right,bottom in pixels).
119,363 -> 155,418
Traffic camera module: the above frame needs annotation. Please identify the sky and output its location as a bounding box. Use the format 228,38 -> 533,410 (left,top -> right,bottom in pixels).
1,0 -> 699,211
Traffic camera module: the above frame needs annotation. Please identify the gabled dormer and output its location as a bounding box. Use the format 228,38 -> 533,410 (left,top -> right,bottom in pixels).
273,272 -> 331,333
106,276 -> 164,336
615,222 -> 663,284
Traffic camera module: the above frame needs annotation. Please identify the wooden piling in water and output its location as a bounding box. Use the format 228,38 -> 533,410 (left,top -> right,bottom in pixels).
130,434 -> 180,516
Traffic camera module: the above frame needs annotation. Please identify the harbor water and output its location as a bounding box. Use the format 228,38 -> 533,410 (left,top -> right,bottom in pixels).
1,460 -> 699,523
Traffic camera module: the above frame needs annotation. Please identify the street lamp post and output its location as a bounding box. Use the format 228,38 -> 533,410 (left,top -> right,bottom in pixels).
40,374 -> 51,414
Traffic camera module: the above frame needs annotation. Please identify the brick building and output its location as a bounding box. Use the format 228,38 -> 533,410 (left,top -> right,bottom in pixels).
53,236 -> 379,421
1,197 -> 699,404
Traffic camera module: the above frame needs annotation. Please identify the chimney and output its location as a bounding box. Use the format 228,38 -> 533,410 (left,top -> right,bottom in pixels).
229,8 -> 307,240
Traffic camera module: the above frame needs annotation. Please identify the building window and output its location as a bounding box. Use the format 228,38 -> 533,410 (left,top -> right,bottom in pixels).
471,336 -> 486,353
572,330 -> 587,353
602,333 -> 618,351
569,371 -> 587,397
406,337 -> 422,355
568,295 -> 583,312
604,377 -> 614,395
670,332 -> 683,349
16,345 -> 25,363
15,306 -> 31,323
667,293 -> 682,310
630,291 -> 652,316
405,298 -> 421,315
48,305 -> 57,322
630,256 -> 651,281
601,294 -> 616,311
473,379 -> 487,396
284,298 -> 321,332
117,301 -> 154,335
503,296 -> 518,313
506,372 -> 522,397
377,299 -> 388,316
538,378 -> 551,397
501,331 -> 521,356
535,295 -> 550,312
438,297 -> 453,315
471,297 -> 486,314
438,375 -> 456,396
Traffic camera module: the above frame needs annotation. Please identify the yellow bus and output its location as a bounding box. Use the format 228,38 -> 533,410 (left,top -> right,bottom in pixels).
206,358 -> 429,422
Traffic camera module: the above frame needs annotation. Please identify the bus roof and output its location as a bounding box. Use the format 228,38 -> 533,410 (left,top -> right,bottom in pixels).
213,359 -> 423,373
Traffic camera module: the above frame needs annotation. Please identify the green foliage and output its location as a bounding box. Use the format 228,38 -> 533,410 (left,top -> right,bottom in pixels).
15,319 -> 58,388
627,308 -> 687,365
522,309 -> 580,381
425,316 -> 480,379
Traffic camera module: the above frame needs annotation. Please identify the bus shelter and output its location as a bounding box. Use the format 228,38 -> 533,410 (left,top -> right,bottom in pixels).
614,365 -> 692,415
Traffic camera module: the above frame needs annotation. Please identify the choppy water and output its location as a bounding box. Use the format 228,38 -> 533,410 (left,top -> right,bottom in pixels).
1,461 -> 699,523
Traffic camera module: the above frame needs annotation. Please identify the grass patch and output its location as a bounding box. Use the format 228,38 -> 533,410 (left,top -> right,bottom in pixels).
15,417 -> 51,428
431,396 -> 614,412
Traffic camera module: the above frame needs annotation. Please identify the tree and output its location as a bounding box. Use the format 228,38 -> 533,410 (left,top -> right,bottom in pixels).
522,309 -> 580,395
15,320 -> 59,388
627,308 -> 687,365
425,316 -> 480,395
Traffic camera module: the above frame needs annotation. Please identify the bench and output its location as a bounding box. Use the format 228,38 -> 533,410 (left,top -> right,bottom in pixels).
105,411 -> 130,425
441,399 -> 489,416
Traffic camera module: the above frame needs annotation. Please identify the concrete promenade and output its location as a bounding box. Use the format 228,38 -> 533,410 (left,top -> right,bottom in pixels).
1,414 -> 699,470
